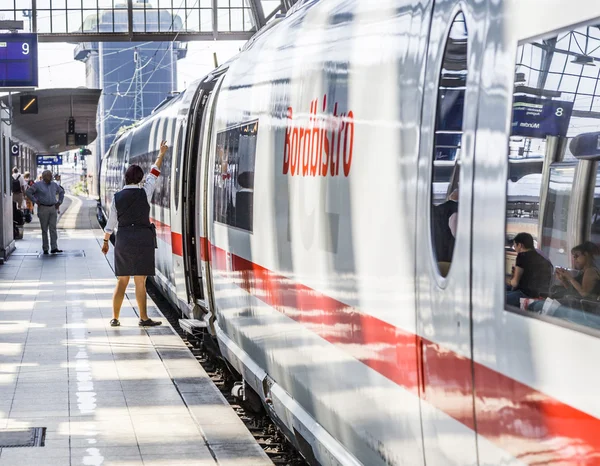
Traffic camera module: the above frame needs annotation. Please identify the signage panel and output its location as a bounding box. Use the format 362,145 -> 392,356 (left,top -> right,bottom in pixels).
511,96 -> 574,138
20,94 -> 38,114
0,33 -> 38,88
37,155 -> 62,166
9,139 -> 19,156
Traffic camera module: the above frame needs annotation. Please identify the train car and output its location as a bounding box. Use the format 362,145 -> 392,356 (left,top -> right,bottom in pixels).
99,0 -> 600,464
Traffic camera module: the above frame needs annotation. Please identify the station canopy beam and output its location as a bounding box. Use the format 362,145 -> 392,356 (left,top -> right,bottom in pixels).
0,0 -> 301,43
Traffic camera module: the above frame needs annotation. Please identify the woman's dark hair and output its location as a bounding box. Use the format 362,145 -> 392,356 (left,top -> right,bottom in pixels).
572,241 -> 600,257
513,232 -> 534,250
125,165 -> 144,185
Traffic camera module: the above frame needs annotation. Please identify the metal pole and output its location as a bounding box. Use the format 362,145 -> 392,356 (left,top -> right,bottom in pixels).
248,0 -> 266,29
31,0 -> 37,33
212,0 -> 218,39
537,136 -> 567,245
568,160 -> 597,255
127,0 -> 134,41
7,92 -> 12,126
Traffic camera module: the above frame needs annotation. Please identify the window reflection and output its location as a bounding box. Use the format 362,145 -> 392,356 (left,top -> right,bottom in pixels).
213,121 -> 258,232
505,21 -> 600,332
431,12 -> 467,277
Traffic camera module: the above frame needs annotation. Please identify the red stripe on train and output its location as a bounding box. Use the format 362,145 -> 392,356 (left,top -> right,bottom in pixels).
205,239 -> 600,464
200,236 -> 210,262
149,217 -> 183,256
171,232 -> 183,256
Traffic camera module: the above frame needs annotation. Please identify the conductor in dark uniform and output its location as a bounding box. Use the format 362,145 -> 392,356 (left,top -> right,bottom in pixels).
102,141 -> 168,327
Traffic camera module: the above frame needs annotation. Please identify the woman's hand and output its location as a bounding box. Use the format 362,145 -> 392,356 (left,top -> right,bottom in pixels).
102,240 -> 109,255
155,141 -> 168,170
556,268 -> 573,285
159,140 -> 168,156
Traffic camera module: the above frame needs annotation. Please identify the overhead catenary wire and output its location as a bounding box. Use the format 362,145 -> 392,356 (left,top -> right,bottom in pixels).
99,0 -> 196,127
97,57 -> 179,127
139,0 -> 201,94
98,0 -> 251,136
97,43 -> 172,126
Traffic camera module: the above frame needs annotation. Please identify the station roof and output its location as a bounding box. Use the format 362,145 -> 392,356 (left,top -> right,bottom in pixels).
0,88 -> 101,154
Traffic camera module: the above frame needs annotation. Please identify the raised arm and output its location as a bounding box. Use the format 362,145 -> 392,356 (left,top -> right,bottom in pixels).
155,140 -> 168,170
142,141 -> 169,201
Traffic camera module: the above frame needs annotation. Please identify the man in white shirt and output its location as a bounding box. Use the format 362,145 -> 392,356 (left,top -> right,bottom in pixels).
11,167 -> 27,209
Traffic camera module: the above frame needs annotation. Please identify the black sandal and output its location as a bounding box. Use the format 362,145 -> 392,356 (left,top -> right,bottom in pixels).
138,318 -> 162,327
110,319 -> 120,327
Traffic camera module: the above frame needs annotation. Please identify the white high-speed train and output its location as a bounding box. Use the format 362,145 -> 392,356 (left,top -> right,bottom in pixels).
100,0 -> 600,464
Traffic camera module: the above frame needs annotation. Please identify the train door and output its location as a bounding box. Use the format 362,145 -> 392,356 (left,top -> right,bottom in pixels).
415,2 -> 482,465
182,76 -> 223,316
171,121 -> 187,309
197,75 -> 226,324
182,88 -> 208,312
471,4 -> 600,465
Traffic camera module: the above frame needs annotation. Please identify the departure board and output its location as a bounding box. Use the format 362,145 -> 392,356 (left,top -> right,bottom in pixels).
0,34 -> 38,88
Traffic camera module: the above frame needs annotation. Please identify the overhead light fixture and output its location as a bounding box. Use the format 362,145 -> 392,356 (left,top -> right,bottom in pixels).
571,55 -> 595,66
515,72 -> 526,84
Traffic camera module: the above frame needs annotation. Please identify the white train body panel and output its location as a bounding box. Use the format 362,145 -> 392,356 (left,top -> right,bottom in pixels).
206,2 -> 429,464
98,0 -> 600,465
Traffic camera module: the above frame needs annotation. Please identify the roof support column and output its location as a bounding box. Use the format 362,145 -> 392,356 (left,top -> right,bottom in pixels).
248,0 -> 266,29
127,0 -> 134,40
31,0 -> 37,33
212,0 -> 219,39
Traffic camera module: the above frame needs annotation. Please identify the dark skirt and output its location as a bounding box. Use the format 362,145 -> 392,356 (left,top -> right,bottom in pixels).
114,226 -> 155,277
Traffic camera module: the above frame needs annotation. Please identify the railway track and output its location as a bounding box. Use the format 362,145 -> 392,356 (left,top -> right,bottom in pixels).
147,283 -> 309,466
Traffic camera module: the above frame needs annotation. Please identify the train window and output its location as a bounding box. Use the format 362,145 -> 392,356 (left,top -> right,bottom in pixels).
430,12 -> 467,277
504,21 -> 600,332
174,126 -> 183,211
155,147 -> 171,209
116,138 -> 125,162
129,122 -> 152,158
213,120 -> 258,232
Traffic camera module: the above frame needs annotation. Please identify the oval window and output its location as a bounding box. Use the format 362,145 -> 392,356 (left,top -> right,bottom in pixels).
174,125 -> 184,211
431,12 -> 468,277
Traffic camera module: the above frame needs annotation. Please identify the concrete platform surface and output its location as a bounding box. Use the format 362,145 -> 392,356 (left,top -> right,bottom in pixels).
0,199 -> 273,466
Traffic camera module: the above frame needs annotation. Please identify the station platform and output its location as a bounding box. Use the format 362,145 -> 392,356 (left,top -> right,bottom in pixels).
0,195 -> 273,465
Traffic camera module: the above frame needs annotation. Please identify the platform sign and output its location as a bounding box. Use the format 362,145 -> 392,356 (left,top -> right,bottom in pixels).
511,96 -> 573,139
9,139 -> 19,156
37,155 -> 62,166
0,33 -> 38,88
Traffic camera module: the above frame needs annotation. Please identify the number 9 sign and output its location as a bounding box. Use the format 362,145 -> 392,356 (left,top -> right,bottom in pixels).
0,33 -> 38,87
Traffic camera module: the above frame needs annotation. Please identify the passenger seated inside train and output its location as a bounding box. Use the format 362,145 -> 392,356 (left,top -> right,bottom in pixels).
528,242 -> 600,319
555,242 -> 600,298
432,188 -> 458,273
506,232 -> 553,307
234,171 -> 254,232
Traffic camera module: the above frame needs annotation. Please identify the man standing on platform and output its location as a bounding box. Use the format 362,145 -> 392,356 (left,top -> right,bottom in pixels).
11,167 -> 27,209
26,170 -> 65,255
